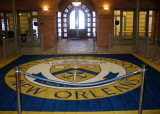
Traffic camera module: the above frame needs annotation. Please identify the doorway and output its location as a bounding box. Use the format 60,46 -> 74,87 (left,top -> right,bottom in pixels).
58,3 -> 96,39
68,8 -> 87,38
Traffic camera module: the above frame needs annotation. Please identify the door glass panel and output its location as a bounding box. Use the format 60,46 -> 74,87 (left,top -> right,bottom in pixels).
93,23 -> 96,27
1,18 -> 5,38
32,12 -> 38,16
114,10 -> 120,36
58,18 -> 61,22
64,28 -> 67,32
88,18 -> 91,22
88,23 -> 91,27
123,11 -> 134,36
2,13 -> 14,38
70,10 -> 75,29
19,13 -> 30,36
33,18 -> 38,37
64,9 -> 69,13
64,33 -> 67,37
0,13 -> 5,32
1,19 -> 5,31
88,33 -> 91,36
139,12 -> 146,37
63,13 -> 67,17
82,5 -> 86,9
85,8 -> 89,13
58,23 -> 61,27
148,11 -> 153,39
93,28 -> 96,32
92,11 -> 96,37
63,23 -> 67,27
87,13 -> 91,17
93,18 -> 96,22
63,18 -> 66,22
88,28 -> 91,32
58,28 -> 61,32
68,5 -> 72,9
79,10 -> 85,29
7,13 -> 14,33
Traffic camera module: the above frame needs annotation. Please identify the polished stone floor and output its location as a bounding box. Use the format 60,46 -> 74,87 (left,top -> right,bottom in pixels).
0,38 -> 160,66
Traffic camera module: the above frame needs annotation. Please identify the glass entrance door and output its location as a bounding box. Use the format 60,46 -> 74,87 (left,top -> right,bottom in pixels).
68,8 -> 87,38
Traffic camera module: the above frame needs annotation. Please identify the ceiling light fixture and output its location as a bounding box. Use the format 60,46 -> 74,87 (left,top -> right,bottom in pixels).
72,2 -> 81,7
104,7 -> 109,11
43,8 -> 49,11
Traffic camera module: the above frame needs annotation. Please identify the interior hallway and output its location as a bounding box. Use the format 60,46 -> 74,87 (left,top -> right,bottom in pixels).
0,38 -> 160,66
